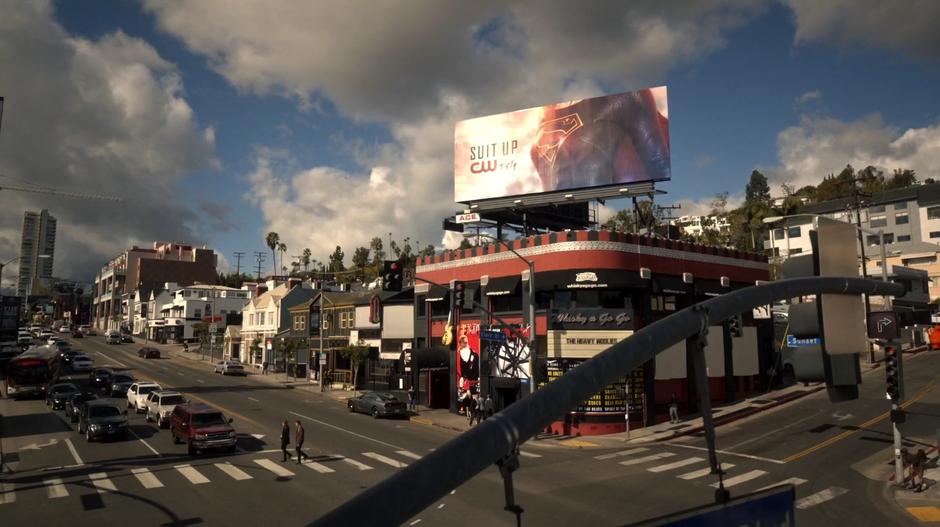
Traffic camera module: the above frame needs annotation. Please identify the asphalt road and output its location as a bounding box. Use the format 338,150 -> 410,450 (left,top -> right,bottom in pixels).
3,336 -> 937,526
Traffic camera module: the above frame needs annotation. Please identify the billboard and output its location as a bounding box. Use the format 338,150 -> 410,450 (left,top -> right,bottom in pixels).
455,86 -> 670,204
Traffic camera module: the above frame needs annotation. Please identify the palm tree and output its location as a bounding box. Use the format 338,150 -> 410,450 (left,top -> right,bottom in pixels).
265,232 -> 280,276
302,248 -> 312,273
278,242 -> 287,276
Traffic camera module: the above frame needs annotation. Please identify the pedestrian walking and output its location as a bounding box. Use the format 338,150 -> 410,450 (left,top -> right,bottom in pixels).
407,385 -> 417,412
475,394 -> 485,425
483,393 -> 494,420
262,361 -> 269,375
669,393 -> 679,424
295,420 -> 310,464
280,420 -> 292,462
915,448 -> 929,492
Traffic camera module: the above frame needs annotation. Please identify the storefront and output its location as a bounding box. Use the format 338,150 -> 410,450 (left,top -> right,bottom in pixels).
414,229 -> 770,435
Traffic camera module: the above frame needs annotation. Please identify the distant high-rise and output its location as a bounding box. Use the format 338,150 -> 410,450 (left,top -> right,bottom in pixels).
17,209 -> 57,298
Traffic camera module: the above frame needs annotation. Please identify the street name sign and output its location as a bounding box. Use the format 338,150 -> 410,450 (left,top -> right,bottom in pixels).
786,335 -> 821,347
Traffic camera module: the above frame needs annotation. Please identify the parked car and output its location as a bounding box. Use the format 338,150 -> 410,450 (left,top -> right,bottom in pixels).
138,347 -> 160,359
108,373 -> 135,396
122,334 -> 134,343
213,361 -> 245,376
58,326 -> 72,334
47,336 -> 62,346
72,330 -> 84,339
347,391 -> 409,419
60,349 -> 81,365
66,391 -> 99,423
89,368 -> 114,389
169,402 -> 237,455
78,400 -> 128,442
38,330 -> 53,340
45,382 -> 79,410
145,390 -> 187,428
106,333 -> 122,345
79,326 -> 96,336
71,354 -> 94,372
127,382 -> 162,413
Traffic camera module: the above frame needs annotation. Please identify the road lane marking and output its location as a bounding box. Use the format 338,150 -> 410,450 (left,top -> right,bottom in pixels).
89,472 -> 117,493
907,507 -> 940,521
247,397 -> 260,402
290,411 -> 405,450
795,486 -> 848,509
619,452 -> 675,466
341,457 -> 373,471
304,461 -> 335,474
45,478 -> 69,498
177,372 -> 185,376
724,411 -> 821,451
677,463 -> 735,480
197,379 -> 205,384
396,450 -> 421,460
251,434 -> 265,440
409,520 -> 422,526
647,457 -> 704,473
783,372 -> 940,463
756,477 -> 808,492
0,483 -> 15,504
175,464 -> 210,484
254,458 -> 295,478
437,503 -> 445,510
518,451 -> 542,458
668,443 -> 785,465
129,428 -> 161,457
362,452 -> 407,468
710,469 -> 767,488
215,462 -> 252,481
64,438 -> 85,466
594,447 -> 649,461
131,468 -> 164,489
95,352 -> 126,368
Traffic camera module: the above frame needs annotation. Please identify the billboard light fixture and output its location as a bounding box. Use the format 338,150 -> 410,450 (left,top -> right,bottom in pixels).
564,194 -> 574,200
470,204 -> 479,210
513,199 -> 523,205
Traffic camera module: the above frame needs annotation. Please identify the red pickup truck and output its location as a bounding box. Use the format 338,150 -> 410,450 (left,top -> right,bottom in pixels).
169,402 -> 237,455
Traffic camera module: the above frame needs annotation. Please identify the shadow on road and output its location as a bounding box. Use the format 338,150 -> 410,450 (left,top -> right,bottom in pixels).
0,411 -> 72,439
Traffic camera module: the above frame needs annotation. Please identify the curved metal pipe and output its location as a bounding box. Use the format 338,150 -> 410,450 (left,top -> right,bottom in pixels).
310,277 -> 904,527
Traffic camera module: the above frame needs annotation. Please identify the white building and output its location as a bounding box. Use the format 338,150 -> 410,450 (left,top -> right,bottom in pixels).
672,214 -> 730,237
150,283 -> 251,343
240,278 -> 317,369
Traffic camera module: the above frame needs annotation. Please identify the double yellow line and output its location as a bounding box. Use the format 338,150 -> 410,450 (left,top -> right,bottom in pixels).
783,373 -> 940,463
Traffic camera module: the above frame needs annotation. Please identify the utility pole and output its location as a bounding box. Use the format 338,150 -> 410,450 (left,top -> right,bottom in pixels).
253,252 -> 266,279
233,252 -> 244,277
850,182 -> 875,364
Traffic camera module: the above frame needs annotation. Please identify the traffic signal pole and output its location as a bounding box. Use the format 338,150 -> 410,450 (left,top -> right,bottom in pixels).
878,230 -> 906,486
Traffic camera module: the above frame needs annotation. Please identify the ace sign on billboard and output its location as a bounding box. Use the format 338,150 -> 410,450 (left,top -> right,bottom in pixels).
455,86 -> 670,204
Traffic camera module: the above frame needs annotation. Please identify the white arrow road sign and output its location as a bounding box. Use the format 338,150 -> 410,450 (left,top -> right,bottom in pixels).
21,438 -> 59,451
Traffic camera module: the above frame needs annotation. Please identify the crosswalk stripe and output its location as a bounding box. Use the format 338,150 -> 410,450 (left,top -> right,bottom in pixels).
89,472 -> 117,493
518,450 -> 542,458
677,463 -> 735,480
131,468 -> 164,489
342,458 -> 373,471
795,486 -> 848,510
619,452 -> 676,466
647,457 -> 704,473
396,450 -> 422,460
710,469 -> 766,488
215,462 -> 252,481
303,461 -> 335,474
175,464 -> 210,485
363,452 -> 407,468
254,458 -> 295,478
756,477 -> 808,492
0,483 -> 15,504
594,447 -> 649,461
44,478 -> 69,499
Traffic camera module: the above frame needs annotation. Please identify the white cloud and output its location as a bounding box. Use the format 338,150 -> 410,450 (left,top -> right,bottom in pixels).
0,1 -> 217,280
673,193 -> 744,217
794,90 -> 821,105
787,0 -> 940,59
769,113 -> 940,192
145,0 -> 765,256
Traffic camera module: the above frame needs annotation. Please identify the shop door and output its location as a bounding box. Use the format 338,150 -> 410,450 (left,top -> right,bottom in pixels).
426,368 -> 450,409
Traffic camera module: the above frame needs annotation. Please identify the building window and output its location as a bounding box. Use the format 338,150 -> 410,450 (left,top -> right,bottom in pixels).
883,233 -> 894,244
293,315 -> 305,331
650,295 -> 677,312
787,226 -> 801,238
789,248 -> 803,255
895,201 -> 908,210
898,235 -> 911,242
773,228 -> 785,240
896,213 -> 909,225
928,207 -> 940,220
869,205 -> 885,214
905,256 -> 937,265
931,231 -> 940,239
869,215 -> 887,228
249,313 -> 254,326
867,235 -> 880,245
194,309 -> 202,318
339,312 -> 347,328
348,311 -> 355,327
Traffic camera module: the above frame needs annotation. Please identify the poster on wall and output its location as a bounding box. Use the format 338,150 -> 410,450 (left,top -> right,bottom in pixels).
456,324 -> 481,399
457,323 -> 531,400
455,86 -> 670,204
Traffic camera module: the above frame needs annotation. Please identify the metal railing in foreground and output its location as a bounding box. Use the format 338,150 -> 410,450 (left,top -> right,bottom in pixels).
310,277 -> 904,527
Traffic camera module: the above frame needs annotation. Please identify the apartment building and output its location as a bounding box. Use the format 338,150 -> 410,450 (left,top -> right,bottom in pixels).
16,209 -> 57,303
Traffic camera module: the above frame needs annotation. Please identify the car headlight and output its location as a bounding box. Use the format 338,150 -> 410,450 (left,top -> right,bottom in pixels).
195,433 -> 208,440
89,424 -> 101,431
227,431 -> 236,438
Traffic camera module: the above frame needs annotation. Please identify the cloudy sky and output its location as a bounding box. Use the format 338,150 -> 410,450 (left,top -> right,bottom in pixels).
1,0 -> 938,283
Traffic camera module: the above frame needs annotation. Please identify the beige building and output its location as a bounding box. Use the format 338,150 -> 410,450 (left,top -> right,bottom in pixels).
868,242 -> 940,302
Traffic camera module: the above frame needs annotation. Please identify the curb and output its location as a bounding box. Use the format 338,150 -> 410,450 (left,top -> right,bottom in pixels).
655,386 -> 826,442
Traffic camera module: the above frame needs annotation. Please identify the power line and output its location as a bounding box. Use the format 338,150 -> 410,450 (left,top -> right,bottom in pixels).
253,252 -> 266,279
233,252 -> 245,276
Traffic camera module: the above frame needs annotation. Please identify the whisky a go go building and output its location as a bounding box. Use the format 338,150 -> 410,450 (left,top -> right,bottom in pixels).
414,230 -> 770,435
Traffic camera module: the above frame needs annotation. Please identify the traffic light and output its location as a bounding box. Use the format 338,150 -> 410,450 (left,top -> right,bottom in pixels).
727,314 -> 743,338
382,260 -> 402,292
453,281 -> 465,308
885,346 -> 903,401
779,217 -> 866,402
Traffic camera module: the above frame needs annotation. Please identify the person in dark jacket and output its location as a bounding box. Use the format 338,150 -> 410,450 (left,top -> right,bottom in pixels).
295,420 -> 310,464
280,420 -> 292,462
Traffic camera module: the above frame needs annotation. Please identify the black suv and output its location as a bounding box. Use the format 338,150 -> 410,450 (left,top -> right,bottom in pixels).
46,382 -> 79,410
78,400 -> 128,442
89,368 -> 114,389
66,392 -> 99,423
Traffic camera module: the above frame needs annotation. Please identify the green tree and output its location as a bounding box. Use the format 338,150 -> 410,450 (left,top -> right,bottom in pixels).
265,232 -> 280,276
278,242 -> 287,275
419,244 -> 436,258
458,238 -> 473,249
815,165 -> 857,201
602,208 -> 636,233
329,245 -> 346,272
302,248 -> 311,273
886,168 -> 917,189
352,246 -> 370,280
745,170 -> 771,205
369,237 -> 385,266
339,345 -> 370,389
